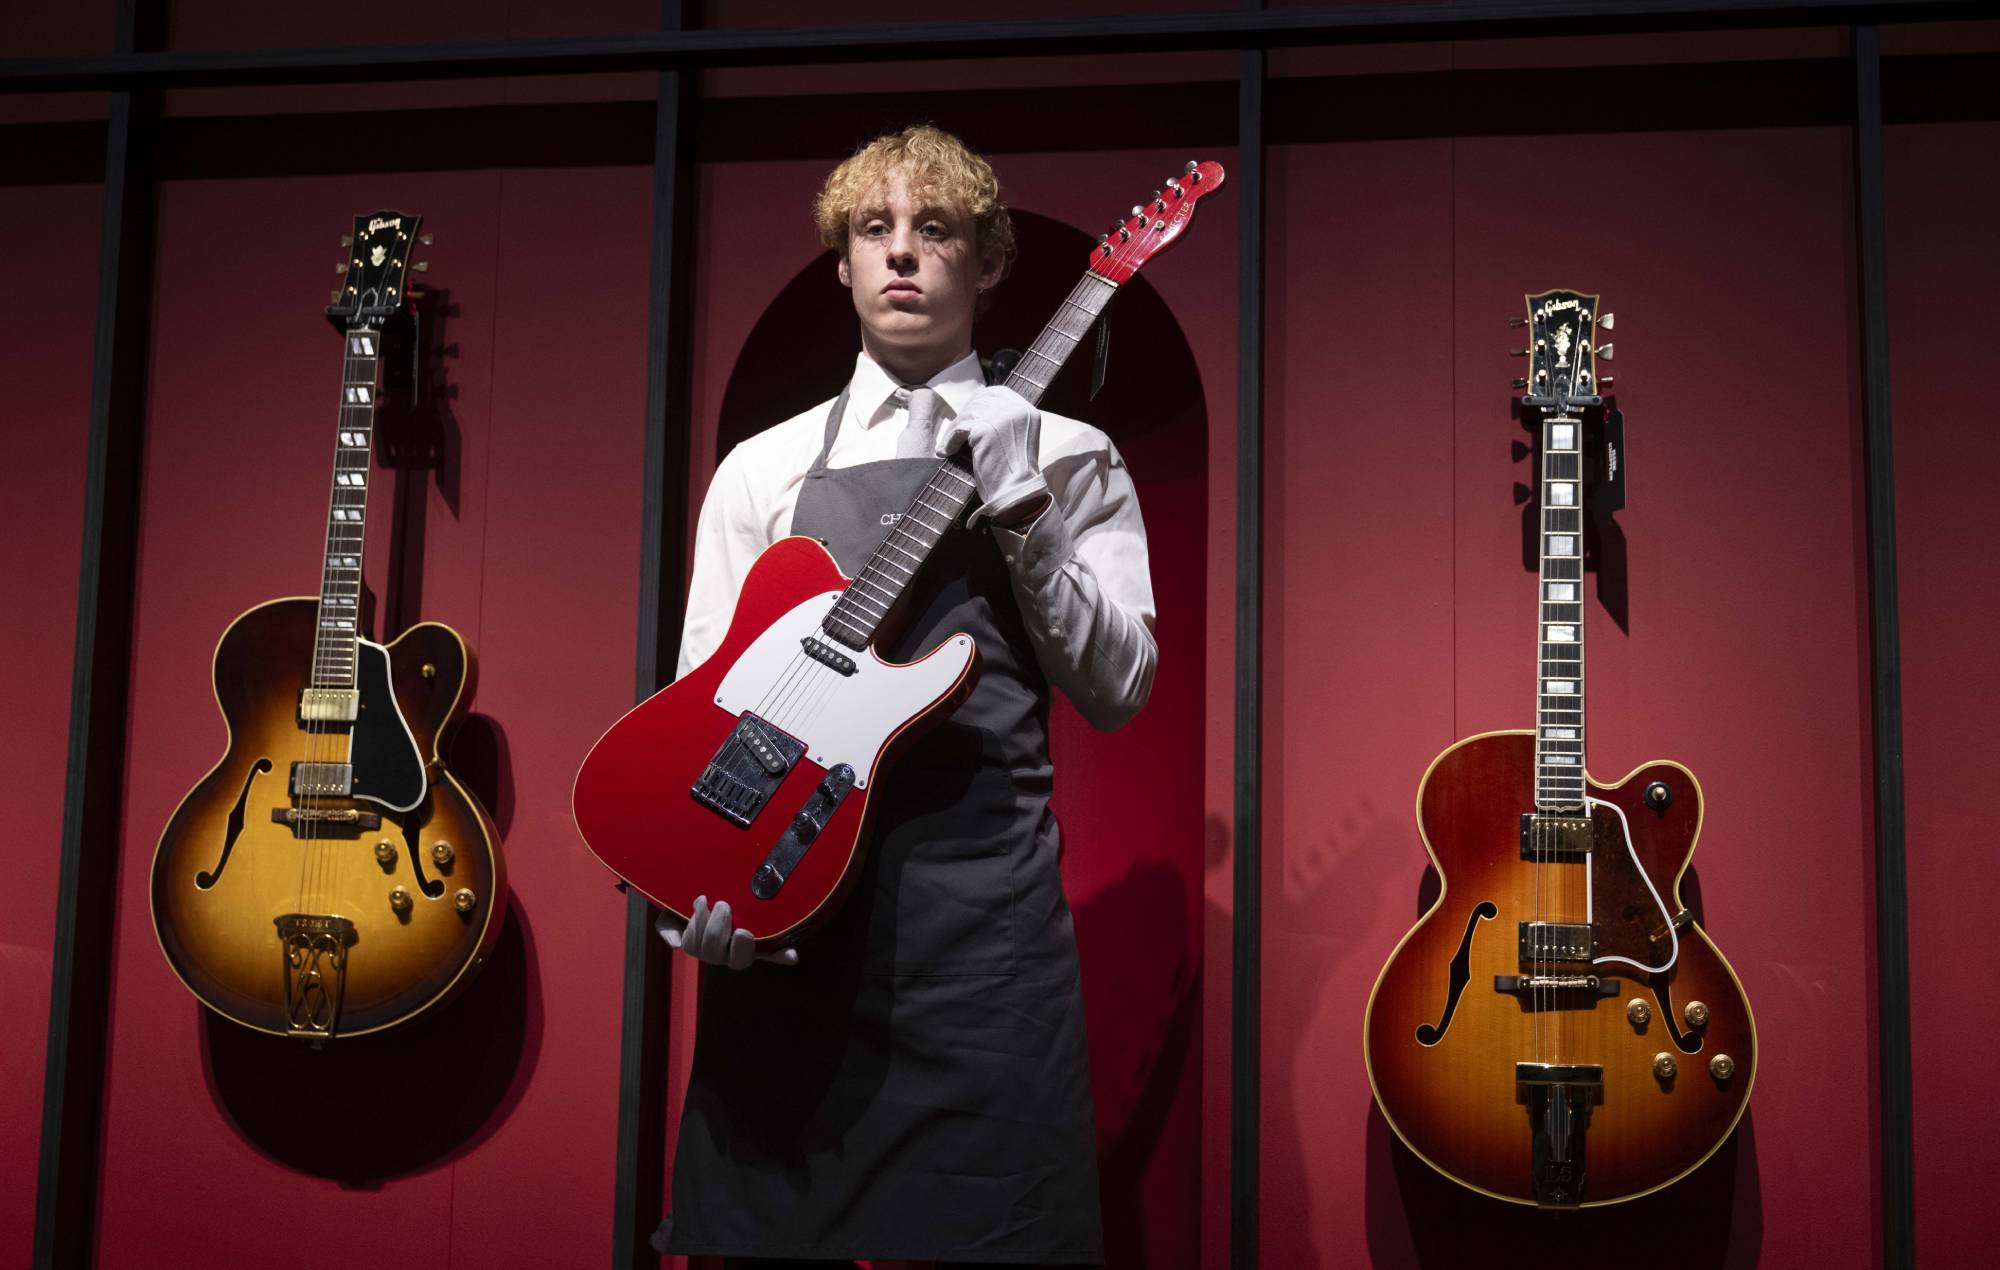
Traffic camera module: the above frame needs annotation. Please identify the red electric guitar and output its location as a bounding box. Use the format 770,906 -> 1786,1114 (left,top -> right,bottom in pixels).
574,161 -> 1226,946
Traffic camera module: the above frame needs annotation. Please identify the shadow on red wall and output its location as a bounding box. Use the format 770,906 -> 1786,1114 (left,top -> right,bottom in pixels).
199,899 -> 543,1186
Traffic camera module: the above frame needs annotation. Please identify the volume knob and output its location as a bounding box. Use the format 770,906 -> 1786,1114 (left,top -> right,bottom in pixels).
374,839 -> 397,867
1653,1052 -> 1678,1081
453,888 -> 478,914
1684,1000 -> 1710,1028
389,886 -> 412,913
430,840 -> 455,867
1626,998 -> 1652,1027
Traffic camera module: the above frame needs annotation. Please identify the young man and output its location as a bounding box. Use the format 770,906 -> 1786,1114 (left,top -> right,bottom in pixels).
657,125 -> 1157,1268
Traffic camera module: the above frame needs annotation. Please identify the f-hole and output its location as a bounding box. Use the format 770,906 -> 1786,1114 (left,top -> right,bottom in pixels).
1649,971 -> 1703,1054
196,758 -> 273,889
1416,901 -> 1499,1045
400,811 -> 444,899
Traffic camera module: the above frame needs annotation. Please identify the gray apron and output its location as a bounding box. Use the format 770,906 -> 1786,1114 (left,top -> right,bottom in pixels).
660,385 -> 1104,1265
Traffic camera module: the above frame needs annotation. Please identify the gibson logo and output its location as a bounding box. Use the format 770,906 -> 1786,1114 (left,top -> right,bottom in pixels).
367,217 -> 403,234
1535,297 -> 1581,321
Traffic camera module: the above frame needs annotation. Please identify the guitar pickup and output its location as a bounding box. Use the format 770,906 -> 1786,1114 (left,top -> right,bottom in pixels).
1520,920 -> 1594,963
691,714 -> 806,828
290,761 -> 354,797
801,635 -> 857,677
751,764 -> 856,900
1520,813 -> 1591,859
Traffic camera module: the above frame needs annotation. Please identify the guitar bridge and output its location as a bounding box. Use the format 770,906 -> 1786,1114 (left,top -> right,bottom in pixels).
691,714 -> 807,828
274,913 -> 357,1040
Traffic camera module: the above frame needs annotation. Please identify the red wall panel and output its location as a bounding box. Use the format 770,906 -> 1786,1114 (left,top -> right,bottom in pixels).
0,182 -> 101,1270
1266,111 -> 1878,1265
89,167 -> 648,1268
1887,118 -> 2000,1270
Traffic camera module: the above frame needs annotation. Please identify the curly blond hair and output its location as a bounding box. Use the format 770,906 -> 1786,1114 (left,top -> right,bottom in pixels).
814,125 -> 1016,280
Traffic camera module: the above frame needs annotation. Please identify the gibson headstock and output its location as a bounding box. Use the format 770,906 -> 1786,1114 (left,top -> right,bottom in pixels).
1513,288 -> 1614,414
1089,160 -> 1227,285
327,209 -> 428,331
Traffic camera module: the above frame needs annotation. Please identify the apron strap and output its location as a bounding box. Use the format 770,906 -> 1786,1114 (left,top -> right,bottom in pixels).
806,384 -> 852,479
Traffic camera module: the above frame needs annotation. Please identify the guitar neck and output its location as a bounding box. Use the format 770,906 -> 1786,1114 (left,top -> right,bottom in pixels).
1533,413 -> 1587,810
311,325 -> 384,689
821,272 -> 1119,651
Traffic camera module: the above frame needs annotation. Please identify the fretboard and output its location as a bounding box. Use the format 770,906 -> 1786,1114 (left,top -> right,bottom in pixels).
1534,414 -> 1587,810
310,327 -> 384,689
821,271 -> 1119,650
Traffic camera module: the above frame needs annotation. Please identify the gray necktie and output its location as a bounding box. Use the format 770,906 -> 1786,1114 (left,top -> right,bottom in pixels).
894,386 -> 940,460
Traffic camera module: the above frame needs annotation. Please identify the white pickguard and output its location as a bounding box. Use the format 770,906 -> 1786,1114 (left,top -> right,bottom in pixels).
713,591 -> 974,790
1584,794 -> 1680,975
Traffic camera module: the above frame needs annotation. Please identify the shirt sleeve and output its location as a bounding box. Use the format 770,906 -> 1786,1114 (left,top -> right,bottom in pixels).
677,443 -> 770,679
990,432 -> 1158,732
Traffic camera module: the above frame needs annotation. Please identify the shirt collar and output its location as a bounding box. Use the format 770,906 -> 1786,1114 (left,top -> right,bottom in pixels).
849,350 -> 985,428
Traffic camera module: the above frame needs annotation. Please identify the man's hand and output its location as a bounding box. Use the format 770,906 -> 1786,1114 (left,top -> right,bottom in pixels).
656,895 -> 800,970
935,385 -> 1051,530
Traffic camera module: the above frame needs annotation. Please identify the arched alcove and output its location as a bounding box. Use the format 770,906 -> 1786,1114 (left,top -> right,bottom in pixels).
711,209 -> 1210,1267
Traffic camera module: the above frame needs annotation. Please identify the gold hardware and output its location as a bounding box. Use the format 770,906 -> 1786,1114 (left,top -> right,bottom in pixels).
453,888 -> 478,914
1684,1000 -> 1710,1028
421,663 -> 437,679
340,234 -> 354,246
1626,998 -> 1652,1026
389,886 -> 412,913
1710,1054 -> 1737,1081
1652,1052 -> 1677,1081
431,840 -> 455,867
335,263 -> 349,275
373,839 -> 396,866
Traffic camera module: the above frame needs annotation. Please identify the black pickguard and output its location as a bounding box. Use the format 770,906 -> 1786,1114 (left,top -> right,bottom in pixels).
350,641 -> 426,811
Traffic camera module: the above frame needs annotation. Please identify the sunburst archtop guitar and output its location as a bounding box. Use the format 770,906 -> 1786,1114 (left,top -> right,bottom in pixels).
1363,291 -> 1755,1207
149,210 -> 505,1040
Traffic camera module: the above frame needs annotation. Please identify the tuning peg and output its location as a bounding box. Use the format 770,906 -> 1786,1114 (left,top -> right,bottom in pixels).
331,289 -> 343,303
420,233 -> 434,246
1185,161 -> 1202,180
1508,317 -> 1527,328
1597,342 -> 1614,360
413,261 -> 430,272
340,234 -> 354,247
1512,378 -> 1529,389
1509,349 -> 1529,357
1600,312 -> 1615,330
335,263 -> 349,275
1600,376 -> 1614,388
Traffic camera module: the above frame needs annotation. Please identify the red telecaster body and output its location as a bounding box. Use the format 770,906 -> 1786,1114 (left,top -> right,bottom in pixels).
574,161 -> 1228,945
574,536 -> 976,939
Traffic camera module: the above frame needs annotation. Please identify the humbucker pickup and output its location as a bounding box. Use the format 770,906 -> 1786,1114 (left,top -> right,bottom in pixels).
298,687 -> 360,723
1520,920 -> 1594,963
1520,813 -> 1592,858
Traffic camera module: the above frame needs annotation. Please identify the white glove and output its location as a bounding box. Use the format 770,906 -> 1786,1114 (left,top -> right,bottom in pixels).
935,385 -> 1050,529
656,895 -> 799,970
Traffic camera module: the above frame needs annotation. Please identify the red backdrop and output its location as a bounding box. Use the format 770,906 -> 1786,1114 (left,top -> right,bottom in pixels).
2,7 -> 1995,1269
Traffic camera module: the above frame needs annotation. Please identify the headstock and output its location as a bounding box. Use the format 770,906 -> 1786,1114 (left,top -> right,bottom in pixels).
326,209 -> 428,331
1089,160 -> 1227,286
1512,288 -> 1614,413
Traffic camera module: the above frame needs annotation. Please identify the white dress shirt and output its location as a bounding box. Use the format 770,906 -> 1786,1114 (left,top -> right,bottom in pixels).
677,350 -> 1157,731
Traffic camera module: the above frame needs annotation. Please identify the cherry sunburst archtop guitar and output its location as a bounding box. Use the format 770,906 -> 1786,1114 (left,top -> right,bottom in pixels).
1363,291 -> 1756,1207
149,211 -> 506,1040
573,161 -> 1227,947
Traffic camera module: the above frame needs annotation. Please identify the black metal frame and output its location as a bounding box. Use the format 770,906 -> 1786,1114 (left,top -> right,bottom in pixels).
14,2 -> 1945,1267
